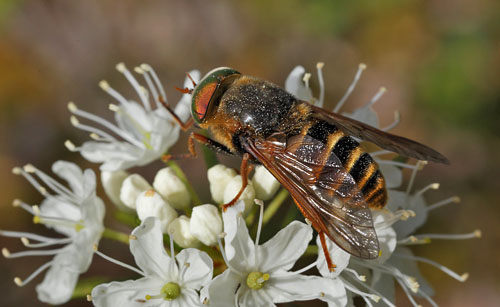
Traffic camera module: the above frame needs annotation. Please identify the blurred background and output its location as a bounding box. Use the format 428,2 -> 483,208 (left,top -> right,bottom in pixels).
0,0 -> 498,306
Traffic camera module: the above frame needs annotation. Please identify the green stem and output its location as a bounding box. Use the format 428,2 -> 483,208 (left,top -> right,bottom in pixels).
102,228 -> 130,245
304,244 -> 319,257
200,130 -> 219,168
113,210 -> 140,228
262,188 -> 289,225
166,161 -> 202,206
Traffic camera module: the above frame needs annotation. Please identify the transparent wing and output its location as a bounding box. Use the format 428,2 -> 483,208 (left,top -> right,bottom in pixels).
308,103 -> 449,164
242,133 -> 379,259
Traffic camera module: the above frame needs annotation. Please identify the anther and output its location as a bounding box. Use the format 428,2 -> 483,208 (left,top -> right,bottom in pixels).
90,133 -> 100,140
67,101 -> 78,112
370,294 -> 381,302
12,167 -> 22,175
23,164 -> 36,173
70,115 -> 80,126
64,140 -> 76,151
316,62 -> 324,69
93,244 -> 98,251
33,216 -> 41,224
12,199 -> 21,207
38,187 -> 47,195
32,205 -> 41,215
14,277 -> 23,286
134,66 -> 145,74
87,294 -> 92,302
359,63 -> 367,70
474,230 -> 482,238
145,189 -> 155,197
108,104 -> 120,112
116,62 -> 126,73
302,73 -> 311,87
203,297 -> 209,305
305,218 -> 312,225
140,64 -> 151,71
2,247 -> 11,258
129,235 -> 137,240
460,273 -> 469,282
99,80 -> 110,91
254,199 -> 264,206
320,291 -> 325,297
218,232 -> 227,239
21,237 -> 29,246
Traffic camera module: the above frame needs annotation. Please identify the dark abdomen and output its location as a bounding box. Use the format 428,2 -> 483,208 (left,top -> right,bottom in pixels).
302,119 -> 387,209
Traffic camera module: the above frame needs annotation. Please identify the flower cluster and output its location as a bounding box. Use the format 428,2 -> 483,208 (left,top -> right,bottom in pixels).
0,62 -> 478,307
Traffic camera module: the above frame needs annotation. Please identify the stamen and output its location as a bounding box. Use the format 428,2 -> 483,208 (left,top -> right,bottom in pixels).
396,278 -> 420,307
349,274 -> 395,307
12,166 -> 22,175
87,294 -> 92,302
138,67 -> 161,109
69,103 -> 144,148
342,278 -> 379,305
12,200 -> 35,214
216,233 -> 245,277
406,161 -> 427,194
344,268 -> 366,282
140,64 -> 167,105
0,230 -> 61,243
334,63 -> 366,113
367,87 -> 386,107
393,253 -> 468,282
291,260 -> 318,275
116,62 -> 151,111
415,183 -> 440,197
21,237 -> 72,248
23,164 -> 77,202
397,236 -> 431,245
179,262 -> 190,280
64,140 -> 78,152
13,260 -> 53,287
302,73 -> 311,90
382,111 -> 401,131
16,167 -> 48,197
418,289 -> 438,307
377,160 -> 422,170
34,215 -> 83,232
427,196 -> 460,211
94,246 -> 145,276
370,150 -> 393,157
3,247 -> 65,258
410,230 -> 481,241
316,62 -> 325,107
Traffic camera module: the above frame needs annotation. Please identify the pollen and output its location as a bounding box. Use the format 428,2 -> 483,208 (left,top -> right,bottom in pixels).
12,199 -> 21,207
23,164 -> 36,173
65,140 -> 76,151
145,189 -> 155,197
33,215 -> 41,224
116,62 -> 126,73
67,101 -> 78,112
2,247 -> 11,258
12,167 -> 22,175
474,230 -> 482,238
134,66 -> 144,74
14,277 -> 23,287
99,80 -> 110,91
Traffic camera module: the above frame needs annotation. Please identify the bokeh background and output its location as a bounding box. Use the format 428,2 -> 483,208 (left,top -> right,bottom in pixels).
0,0 -> 498,306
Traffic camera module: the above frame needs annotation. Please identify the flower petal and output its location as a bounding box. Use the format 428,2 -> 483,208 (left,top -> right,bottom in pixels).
204,270 -> 241,307
91,276 -> 163,307
268,272 -> 347,306
285,65 -> 313,102
175,248 -> 213,290
315,235 -> 350,279
343,105 -> 379,128
222,200 -> 255,270
378,163 -> 402,189
36,248 -> 81,305
130,217 -> 177,280
39,196 -> 80,237
51,161 -> 85,197
258,221 -> 312,273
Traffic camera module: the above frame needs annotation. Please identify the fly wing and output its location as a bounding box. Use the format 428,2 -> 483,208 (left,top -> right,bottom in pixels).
308,103 -> 449,164
242,133 -> 379,259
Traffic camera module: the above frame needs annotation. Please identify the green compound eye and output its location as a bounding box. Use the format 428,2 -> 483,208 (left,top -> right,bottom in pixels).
191,67 -> 240,124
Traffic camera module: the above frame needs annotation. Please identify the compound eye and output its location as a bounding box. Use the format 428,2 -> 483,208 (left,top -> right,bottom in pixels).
192,81 -> 217,123
191,67 -> 240,124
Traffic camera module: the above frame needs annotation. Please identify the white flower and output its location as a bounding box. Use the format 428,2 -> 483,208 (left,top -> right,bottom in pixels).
1,161 -> 104,305
222,175 -> 256,212
251,165 -> 280,201
204,201 -> 346,307
167,216 -> 198,248
136,190 -> 178,233
207,164 -> 237,204
66,63 -> 200,171
120,173 -> 152,209
189,204 -> 222,246
285,63 -> 325,107
91,217 -> 213,307
101,170 -> 130,210
153,167 -> 191,210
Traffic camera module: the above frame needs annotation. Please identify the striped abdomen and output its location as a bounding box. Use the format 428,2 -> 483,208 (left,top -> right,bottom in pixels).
302,119 -> 387,209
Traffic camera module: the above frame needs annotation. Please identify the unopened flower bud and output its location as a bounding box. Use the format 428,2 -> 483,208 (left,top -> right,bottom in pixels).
207,164 -> 237,203
190,204 -> 222,246
167,216 -> 198,248
223,175 -> 255,211
252,165 -> 280,200
136,190 -> 178,233
120,174 -> 152,209
101,170 -> 129,210
153,167 -> 191,210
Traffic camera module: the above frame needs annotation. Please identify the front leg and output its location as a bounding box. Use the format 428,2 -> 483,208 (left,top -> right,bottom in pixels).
222,153 -> 254,211
162,132 -> 234,162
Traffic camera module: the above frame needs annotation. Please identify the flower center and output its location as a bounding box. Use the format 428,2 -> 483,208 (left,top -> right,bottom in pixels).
160,282 -> 181,300
246,271 -> 270,290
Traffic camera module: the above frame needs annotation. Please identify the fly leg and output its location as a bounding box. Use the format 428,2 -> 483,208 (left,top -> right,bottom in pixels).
162,132 -> 234,162
319,231 -> 337,272
222,153 -> 254,212
158,95 -> 194,131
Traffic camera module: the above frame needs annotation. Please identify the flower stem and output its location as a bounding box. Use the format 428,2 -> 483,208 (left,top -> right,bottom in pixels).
304,245 -> 319,257
166,161 -> 202,207
263,188 -> 289,225
113,210 -> 140,228
102,228 -> 130,245
72,276 -> 112,299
